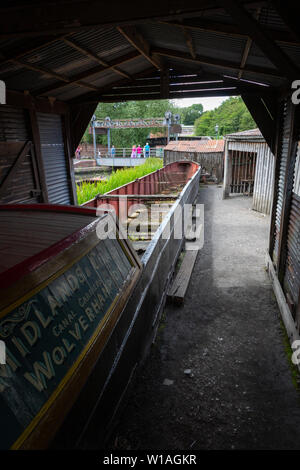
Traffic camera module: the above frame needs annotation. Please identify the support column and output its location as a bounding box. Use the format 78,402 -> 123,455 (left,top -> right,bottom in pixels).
222,139 -> 231,199
28,107 -> 49,203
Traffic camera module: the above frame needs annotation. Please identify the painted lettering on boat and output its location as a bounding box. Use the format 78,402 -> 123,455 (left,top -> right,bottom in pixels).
0,238 -> 132,449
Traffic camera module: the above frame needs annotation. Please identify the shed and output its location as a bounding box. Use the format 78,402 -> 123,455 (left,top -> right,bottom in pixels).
223,128 -> 275,215
164,139 -> 224,182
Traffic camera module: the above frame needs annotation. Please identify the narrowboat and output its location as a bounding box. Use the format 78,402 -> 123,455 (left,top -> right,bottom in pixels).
0,161 -> 200,449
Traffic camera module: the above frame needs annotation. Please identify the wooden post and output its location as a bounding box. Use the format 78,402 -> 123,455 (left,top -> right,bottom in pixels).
28,107 -> 49,203
222,139 -> 231,199
62,112 -> 78,205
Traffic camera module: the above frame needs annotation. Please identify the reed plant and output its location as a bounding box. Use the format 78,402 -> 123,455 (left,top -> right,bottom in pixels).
77,158 -> 163,204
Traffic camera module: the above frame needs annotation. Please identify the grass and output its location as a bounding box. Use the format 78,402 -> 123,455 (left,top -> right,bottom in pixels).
77,158 -> 163,205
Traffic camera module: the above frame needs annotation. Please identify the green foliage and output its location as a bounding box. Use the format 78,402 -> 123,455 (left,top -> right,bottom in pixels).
194,97 -> 256,137
77,158 -> 163,204
83,100 -> 181,148
181,103 -> 203,125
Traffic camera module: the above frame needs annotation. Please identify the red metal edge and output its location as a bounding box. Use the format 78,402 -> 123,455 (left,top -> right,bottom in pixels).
0,203 -> 97,216
0,204 -> 101,290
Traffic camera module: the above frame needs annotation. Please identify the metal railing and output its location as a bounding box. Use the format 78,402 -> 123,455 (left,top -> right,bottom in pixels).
97,147 -> 164,158
75,147 -> 164,160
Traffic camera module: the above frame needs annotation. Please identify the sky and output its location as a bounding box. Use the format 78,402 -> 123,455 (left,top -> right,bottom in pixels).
172,96 -> 232,112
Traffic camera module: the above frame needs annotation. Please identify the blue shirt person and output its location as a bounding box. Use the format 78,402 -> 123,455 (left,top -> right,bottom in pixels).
144,143 -> 150,158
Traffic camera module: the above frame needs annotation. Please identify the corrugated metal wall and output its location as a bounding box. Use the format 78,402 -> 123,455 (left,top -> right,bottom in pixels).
37,113 -> 71,205
0,105 -> 40,204
0,106 -> 29,142
284,141 -> 300,319
252,144 -> 275,214
273,101 -> 289,264
227,140 -> 275,214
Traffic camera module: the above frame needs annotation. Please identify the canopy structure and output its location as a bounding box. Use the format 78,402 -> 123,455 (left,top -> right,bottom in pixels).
0,0 -> 300,448
0,0 -> 299,150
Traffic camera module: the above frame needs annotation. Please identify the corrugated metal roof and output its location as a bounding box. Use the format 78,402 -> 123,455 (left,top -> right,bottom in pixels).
137,23 -> 190,54
0,3 -> 296,103
165,139 -> 225,153
68,27 -> 134,62
225,128 -> 265,141
190,29 -> 247,64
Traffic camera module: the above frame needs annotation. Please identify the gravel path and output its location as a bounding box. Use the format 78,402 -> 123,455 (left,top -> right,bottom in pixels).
107,185 -> 300,450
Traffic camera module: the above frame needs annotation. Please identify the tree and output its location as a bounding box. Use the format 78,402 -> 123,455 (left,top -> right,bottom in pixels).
181,103 -> 203,125
194,97 -> 256,137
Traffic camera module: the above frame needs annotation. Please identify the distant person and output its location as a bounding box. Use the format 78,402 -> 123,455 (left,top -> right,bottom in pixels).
144,142 -> 150,158
137,145 -> 142,158
131,145 -> 137,158
111,145 -> 115,157
98,149 -> 101,157
76,146 -> 81,159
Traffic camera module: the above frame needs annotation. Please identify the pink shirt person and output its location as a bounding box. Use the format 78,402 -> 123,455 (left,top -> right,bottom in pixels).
131,145 -> 137,158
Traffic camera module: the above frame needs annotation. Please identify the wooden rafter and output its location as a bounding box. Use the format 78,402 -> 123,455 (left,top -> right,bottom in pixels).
12,59 -> 99,92
160,69 -> 170,98
98,89 -> 239,102
223,0 -> 299,80
238,7 -> 261,79
117,26 -> 161,69
151,47 -> 285,78
69,66 -> 159,104
33,51 -> 140,96
0,35 -> 68,68
102,82 -> 230,96
159,17 -> 300,46
183,28 -> 196,59
62,37 -> 131,79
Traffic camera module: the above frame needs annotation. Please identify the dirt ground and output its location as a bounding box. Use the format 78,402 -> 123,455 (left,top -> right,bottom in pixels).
106,184 -> 300,450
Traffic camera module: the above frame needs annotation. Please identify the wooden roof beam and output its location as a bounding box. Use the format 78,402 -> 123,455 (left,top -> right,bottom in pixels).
12,59 -> 99,92
117,26 -> 161,70
238,7 -> 261,80
152,47 -> 285,78
223,0 -> 299,80
183,28 -> 197,59
62,37 -> 131,79
69,66 -> 157,104
33,50 -> 140,96
159,18 -> 300,46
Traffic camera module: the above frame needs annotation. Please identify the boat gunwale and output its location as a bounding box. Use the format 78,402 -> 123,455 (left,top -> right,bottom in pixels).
140,162 -> 201,264
82,161 -> 199,207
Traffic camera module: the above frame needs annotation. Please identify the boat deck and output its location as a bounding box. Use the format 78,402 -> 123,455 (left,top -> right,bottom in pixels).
84,161 -> 200,257
0,205 -> 97,275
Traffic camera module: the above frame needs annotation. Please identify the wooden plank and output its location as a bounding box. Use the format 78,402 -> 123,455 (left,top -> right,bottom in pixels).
167,249 -> 198,305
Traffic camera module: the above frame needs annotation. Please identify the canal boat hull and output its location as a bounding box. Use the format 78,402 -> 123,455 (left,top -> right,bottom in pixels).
0,161 -> 200,449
